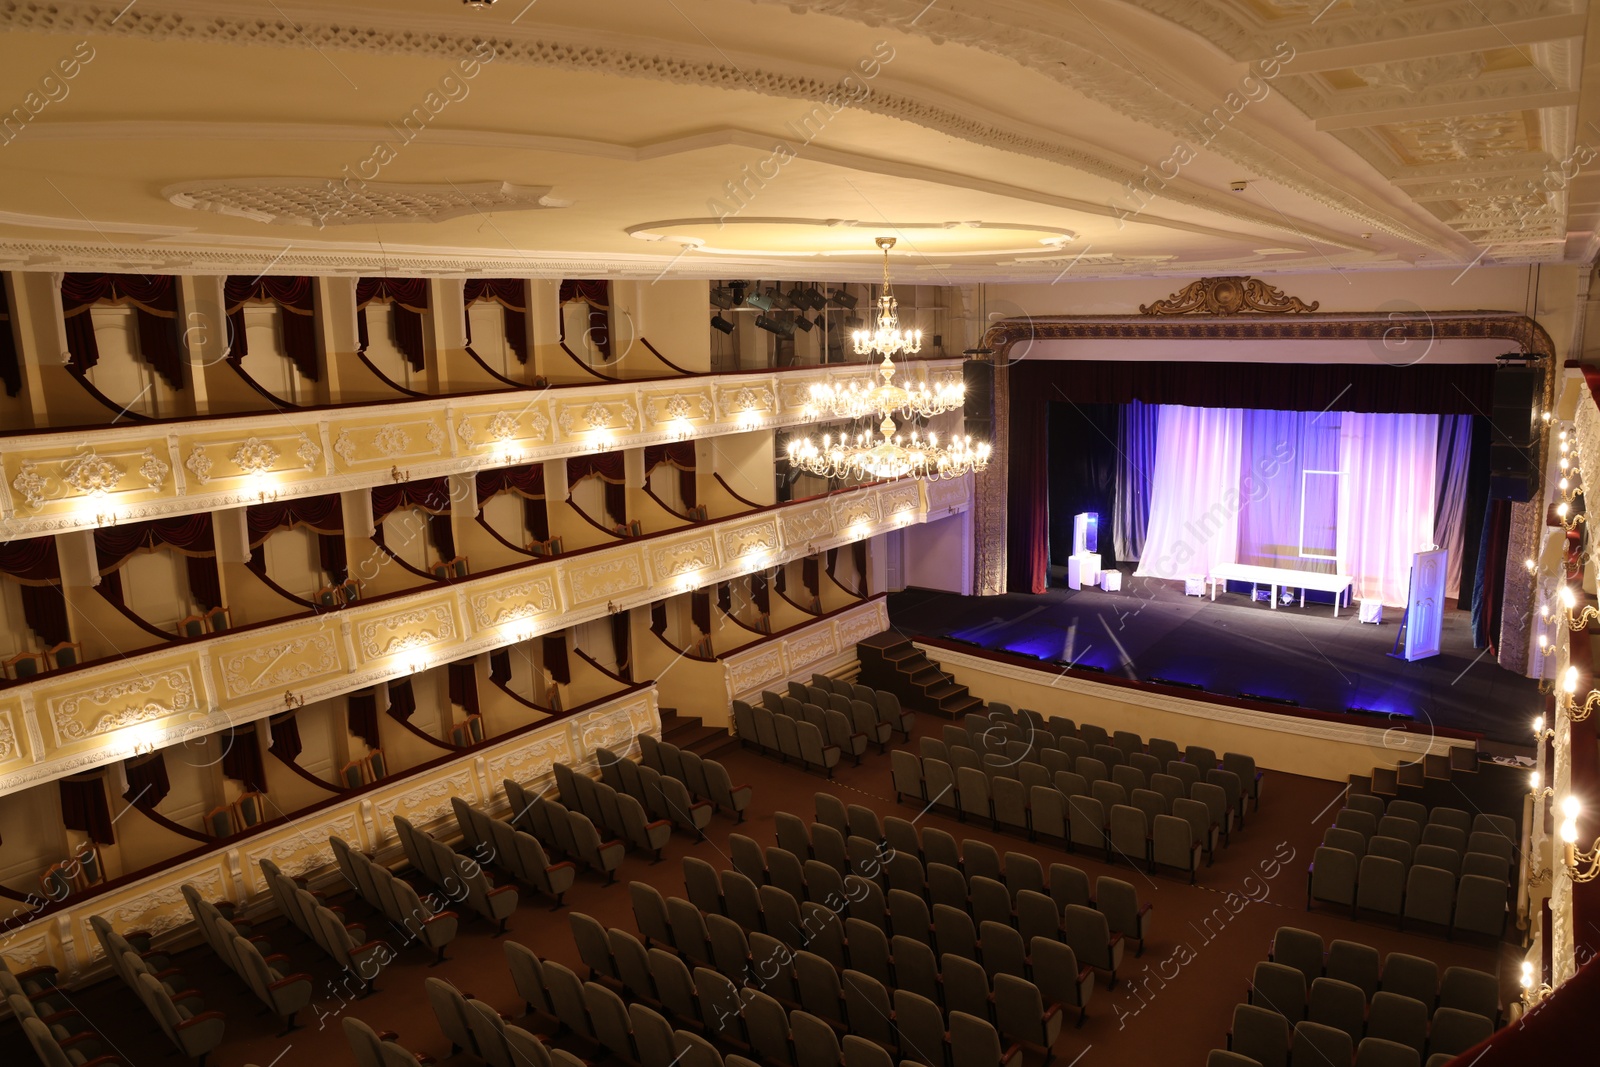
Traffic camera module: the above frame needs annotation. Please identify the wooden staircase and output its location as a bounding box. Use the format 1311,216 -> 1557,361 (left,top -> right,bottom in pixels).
658,707 -> 739,759
856,632 -> 984,719
1348,742 -> 1523,825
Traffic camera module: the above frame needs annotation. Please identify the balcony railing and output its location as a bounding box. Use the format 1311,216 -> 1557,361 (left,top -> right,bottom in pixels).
0,474 -> 972,796
0,359 -> 965,541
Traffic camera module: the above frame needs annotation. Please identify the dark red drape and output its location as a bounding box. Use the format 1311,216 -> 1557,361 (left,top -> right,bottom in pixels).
347,690 -> 380,749
559,279 -> 611,359
221,726 -> 266,791
690,590 -> 711,634
717,582 -> 732,615
319,535 -> 348,584
122,753 -> 169,809
428,513 -> 456,561
852,540 -> 869,596
370,477 -> 453,523
464,279 -> 528,364
1007,376 -> 1053,594
525,497 -> 550,542
650,600 -> 667,636
0,536 -> 70,644
542,634 -> 570,685
774,565 -> 786,594
802,557 -> 820,597
60,776 -> 114,844
386,678 -> 417,722
267,713 -> 302,764
246,494 -> 343,545
751,573 -> 770,614
476,464 -> 544,507
0,280 -> 21,397
1473,499 -> 1511,650
569,452 -> 627,524
610,610 -> 631,682
95,515 -> 220,610
356,277 -> 430,371
1445,950 -> 1598,1065
60,273 -> 184,388
489,648 -> 512,685
186,557 -> 222,612
645,442 -> 697,508
447,661 -> 479,714
224,275 -> 319,381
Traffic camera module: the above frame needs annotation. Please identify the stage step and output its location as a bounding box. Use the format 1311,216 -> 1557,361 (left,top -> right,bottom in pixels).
1423,752 -> 1452,780
659,708 -> 738,759
858,634 -> 977,719
1397,760 -> 1425,788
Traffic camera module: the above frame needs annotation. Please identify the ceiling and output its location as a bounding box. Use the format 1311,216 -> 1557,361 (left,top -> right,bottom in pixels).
0,0 -> 1595,282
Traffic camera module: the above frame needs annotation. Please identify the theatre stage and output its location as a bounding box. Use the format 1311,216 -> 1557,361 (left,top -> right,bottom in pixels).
887,569 -> 1541,748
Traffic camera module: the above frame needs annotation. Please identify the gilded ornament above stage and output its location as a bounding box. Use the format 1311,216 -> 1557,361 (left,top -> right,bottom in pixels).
1138,276 -> 1321,316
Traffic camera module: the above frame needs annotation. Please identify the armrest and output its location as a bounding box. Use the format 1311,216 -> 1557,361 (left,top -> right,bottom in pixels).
487,885 -> 518,899
689,800 -> 712,812
732,783 -> 752,794
424,910 -> 459,925
264,953 -> 291,966
644,820 -> 672,832
270,972 -> 314,991
547,860 -> 580,874
602,837 -> 627,850
378,1031 -> 400,1042
172,989 -> 206,1007
175,1010 -> 227,1031
1137,903 -> 1153,916
40,1008 -> 84,1026
1107,933 -> 1125,946
1041,1003 -> 1063,1023
823,745 -> 840,758
15,964 -> 59,981
58,1031 -> 99,1050
1076,964 -> 1095,983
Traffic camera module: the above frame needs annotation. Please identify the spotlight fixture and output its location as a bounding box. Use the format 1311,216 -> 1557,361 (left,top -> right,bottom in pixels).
747,290 -> 774,312
710,287 -> 737,310
792,314 -> 814,332
711,314 -> 735,335
462,0 -> 497,6
787,286 -> 809,310
801,286 -> 828,310
827,288 -> 858,310
754,313 -> 793,337
1149,676 -> 1205,691
1240,691 -> 1299,707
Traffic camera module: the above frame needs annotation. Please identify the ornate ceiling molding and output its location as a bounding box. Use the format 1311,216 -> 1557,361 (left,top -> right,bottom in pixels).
162,179 -> 571,227
0,0 -> 1457,255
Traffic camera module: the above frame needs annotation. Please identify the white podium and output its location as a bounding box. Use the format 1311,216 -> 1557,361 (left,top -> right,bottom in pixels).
1067,553 -> 1101,590
1099,570 -> 1122,592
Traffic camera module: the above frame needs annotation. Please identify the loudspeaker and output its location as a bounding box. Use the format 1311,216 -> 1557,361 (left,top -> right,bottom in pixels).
1488,366 -> 1537,502
963,359 -> 993,436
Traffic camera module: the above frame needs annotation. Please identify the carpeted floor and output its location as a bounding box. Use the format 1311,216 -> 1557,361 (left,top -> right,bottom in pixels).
890,572 -> 1541,747
6,713 -> 1520,1067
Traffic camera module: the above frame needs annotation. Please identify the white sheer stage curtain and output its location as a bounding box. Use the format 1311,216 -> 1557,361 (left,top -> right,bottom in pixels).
1337,412 -> 1439,605
1135,405 -> 1443,605
1133,405 -> 1244,580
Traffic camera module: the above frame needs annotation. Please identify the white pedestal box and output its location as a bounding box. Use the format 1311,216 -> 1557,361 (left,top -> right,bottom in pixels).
1358,599 -> 1384,625
1099,570 -> 1123,592
1067,553 -> 1101,591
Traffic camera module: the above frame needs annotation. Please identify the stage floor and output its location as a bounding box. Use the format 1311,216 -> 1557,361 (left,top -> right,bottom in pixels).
889,567 -> 1541,747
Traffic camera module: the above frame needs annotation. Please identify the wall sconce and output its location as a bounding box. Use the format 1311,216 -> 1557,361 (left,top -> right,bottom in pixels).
1561,666 -> 1600,722
1556,501 -> 1586,530
1558,585 -> 1599,630
1559,797 -> 1600,882
1520,960 -> 1553,1008
283,690 -> 305,709
1530,769 -> 1555,803
391,466 -> 410,483
1538,632 -> 1554,656
1533,713 -> 1556,743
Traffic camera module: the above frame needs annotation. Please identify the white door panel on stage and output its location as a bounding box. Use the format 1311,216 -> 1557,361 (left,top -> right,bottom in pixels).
1403,549 -> 1448,661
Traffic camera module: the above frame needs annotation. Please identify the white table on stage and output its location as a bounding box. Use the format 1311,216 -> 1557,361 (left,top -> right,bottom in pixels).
1207,562 -> 1355,617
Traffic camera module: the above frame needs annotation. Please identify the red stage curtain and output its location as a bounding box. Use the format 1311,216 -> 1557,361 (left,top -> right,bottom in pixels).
464,279 -> 528,364
60,775 -> 114,844
267,713 -> 302,763
370,477 -> 453,523
122,753 -> 169,809
476,464 -> 544,507
221,726 -> 266,791
0,282 -> 21,397
543,635 -> 570,685
386,678 -> 417,723
559,279 -> 611,359
347,690 -> 380,748
1007,375 -> 1053,594
60,273 -> 184,388
356,277 -> 430,371
0,536 -> 70,644
224,275 -> 319,380
1445,951 -> 1598,1064
447,661 -> 479,714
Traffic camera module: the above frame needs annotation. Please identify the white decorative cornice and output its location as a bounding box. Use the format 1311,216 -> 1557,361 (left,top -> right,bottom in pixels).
0,0 -> 1456,255
163,179 -> 572,228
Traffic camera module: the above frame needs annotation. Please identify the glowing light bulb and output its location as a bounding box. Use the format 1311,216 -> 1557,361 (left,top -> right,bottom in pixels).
1561,585 -> 1577,609
1532,770 -> 1542,790
1557,502 -> 1569,518
1562,795 -> 1581,819
1563,665 -> 1578,693
1535,715 -> 1545,733
1526,558 -> 1537,571
1562,818 -> 1578,843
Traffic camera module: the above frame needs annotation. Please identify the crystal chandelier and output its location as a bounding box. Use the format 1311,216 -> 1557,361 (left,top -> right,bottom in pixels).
805,237 -> 964,422
786,237 -> 991,483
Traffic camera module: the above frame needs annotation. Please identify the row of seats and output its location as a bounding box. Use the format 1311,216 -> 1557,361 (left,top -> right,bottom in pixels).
579,750 -> 713,836
330,835 -> 461,958
1214,926 -> 1500,1067
258,859 -> 392,987
1307,846 -> 1509,938
423,970 -> 582,1067
798,674 -> 915,738
939,707 -> 1265,818
732,698 -> 842,776
181,885 -> 312,1033
343,1017 -> 432,1067
501,777 -> 632,879
891,750 -> 1222,880
125,948 -> 228,1067
596,899 -> 1034,1067
1322,822 -> 1513,885
638,734 -> 754,820
391,817 -> 520,932
1267,927 -> 1500,1026
758,694 -> 889,767
452,798 -> 582,906
8,964 -> 123,1067
539,762 -> 671,860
